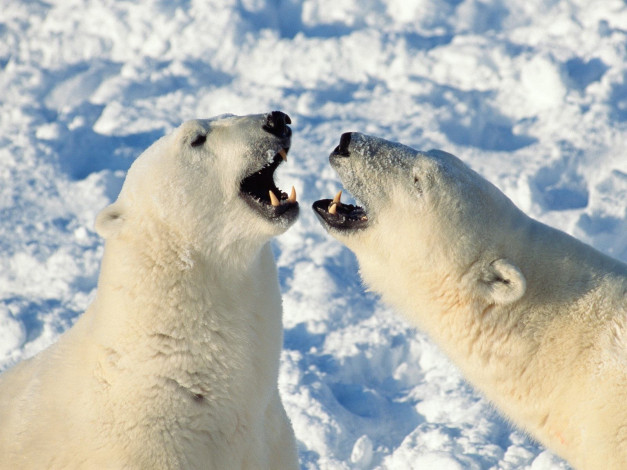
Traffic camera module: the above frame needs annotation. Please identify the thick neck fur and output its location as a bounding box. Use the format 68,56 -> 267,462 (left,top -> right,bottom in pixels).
361,211 -> 627,364
358,216 -> 627,462
87,214 -> 283,396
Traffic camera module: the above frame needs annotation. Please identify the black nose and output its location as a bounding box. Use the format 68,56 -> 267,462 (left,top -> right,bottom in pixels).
263,111 -> 292,138
334,132 -> 351,156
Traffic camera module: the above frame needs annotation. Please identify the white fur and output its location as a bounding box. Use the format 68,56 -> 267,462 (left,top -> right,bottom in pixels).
321,133 -> 627,470
0,114 -> 299,469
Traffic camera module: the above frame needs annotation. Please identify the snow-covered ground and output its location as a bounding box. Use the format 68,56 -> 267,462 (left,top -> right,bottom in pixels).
2,0 -> 627,468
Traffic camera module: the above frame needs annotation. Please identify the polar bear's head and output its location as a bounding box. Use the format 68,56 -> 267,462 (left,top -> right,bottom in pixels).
96,112 -> 298,259
313,132 -> 527,313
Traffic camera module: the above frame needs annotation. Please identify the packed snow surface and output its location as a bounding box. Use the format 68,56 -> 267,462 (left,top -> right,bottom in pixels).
2,1 -> 627,468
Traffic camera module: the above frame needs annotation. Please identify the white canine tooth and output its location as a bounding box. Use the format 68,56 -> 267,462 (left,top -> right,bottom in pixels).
278,148 -> 288,161
269,190 -> 280,207
288,186 -> 297,203
328,189 -> 342,215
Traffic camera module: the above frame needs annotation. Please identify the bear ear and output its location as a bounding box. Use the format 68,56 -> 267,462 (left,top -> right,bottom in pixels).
95,203 -> 126,239
479,258 -> 526,305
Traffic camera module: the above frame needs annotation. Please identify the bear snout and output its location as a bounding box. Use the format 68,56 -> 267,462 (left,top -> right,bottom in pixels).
332,132 -> 352,157
263,111 -> 292,138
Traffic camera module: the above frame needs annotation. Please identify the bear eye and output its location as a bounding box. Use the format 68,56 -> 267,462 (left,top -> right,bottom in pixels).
190,134 -> 207,147
413,175 -> 424,195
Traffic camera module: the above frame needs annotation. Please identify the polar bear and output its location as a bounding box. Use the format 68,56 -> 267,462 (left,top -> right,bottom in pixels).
313,132 -> 627,470
0,112 -> 300,469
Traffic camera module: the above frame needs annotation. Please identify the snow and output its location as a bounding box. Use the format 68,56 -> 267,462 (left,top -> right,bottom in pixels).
1,0 -> 626,468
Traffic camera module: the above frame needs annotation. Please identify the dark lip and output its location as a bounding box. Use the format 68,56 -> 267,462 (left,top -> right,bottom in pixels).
313,132 -> 369,232
312,198 -> 368,232
242,194 -> 299,220
239,149 -> 299,222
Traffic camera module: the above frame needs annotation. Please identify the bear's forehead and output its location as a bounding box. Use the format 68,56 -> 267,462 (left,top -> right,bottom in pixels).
178,119 -> 211,135
417,150 -> 484,186
177,115 -> 256,140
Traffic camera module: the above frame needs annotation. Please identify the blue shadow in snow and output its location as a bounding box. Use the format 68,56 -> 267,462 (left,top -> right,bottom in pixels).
564,57 -> 608,91
284,322 -> 326,351
45,103 -> 163,181
57,124 -> 162,181
531,146 -> 589,211
416,84 -> 538,152
610,73 -> 627,122
330,382 -> 394,419
329,380 -> 423,455
403,32 -> 454,50
577,213 -> 620,235
441,118 -> 537,152
2,297 -> 79,344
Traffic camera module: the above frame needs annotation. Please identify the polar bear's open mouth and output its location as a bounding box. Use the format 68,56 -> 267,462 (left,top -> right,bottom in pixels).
312,190 -> 369,231
312,131 -> 369,231
239,149 -> 299,220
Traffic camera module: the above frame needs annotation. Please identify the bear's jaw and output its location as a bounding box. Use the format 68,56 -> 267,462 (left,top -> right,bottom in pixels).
312,190 -> 369,232
239,148 -> 299,223
312,133 -> 370,232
